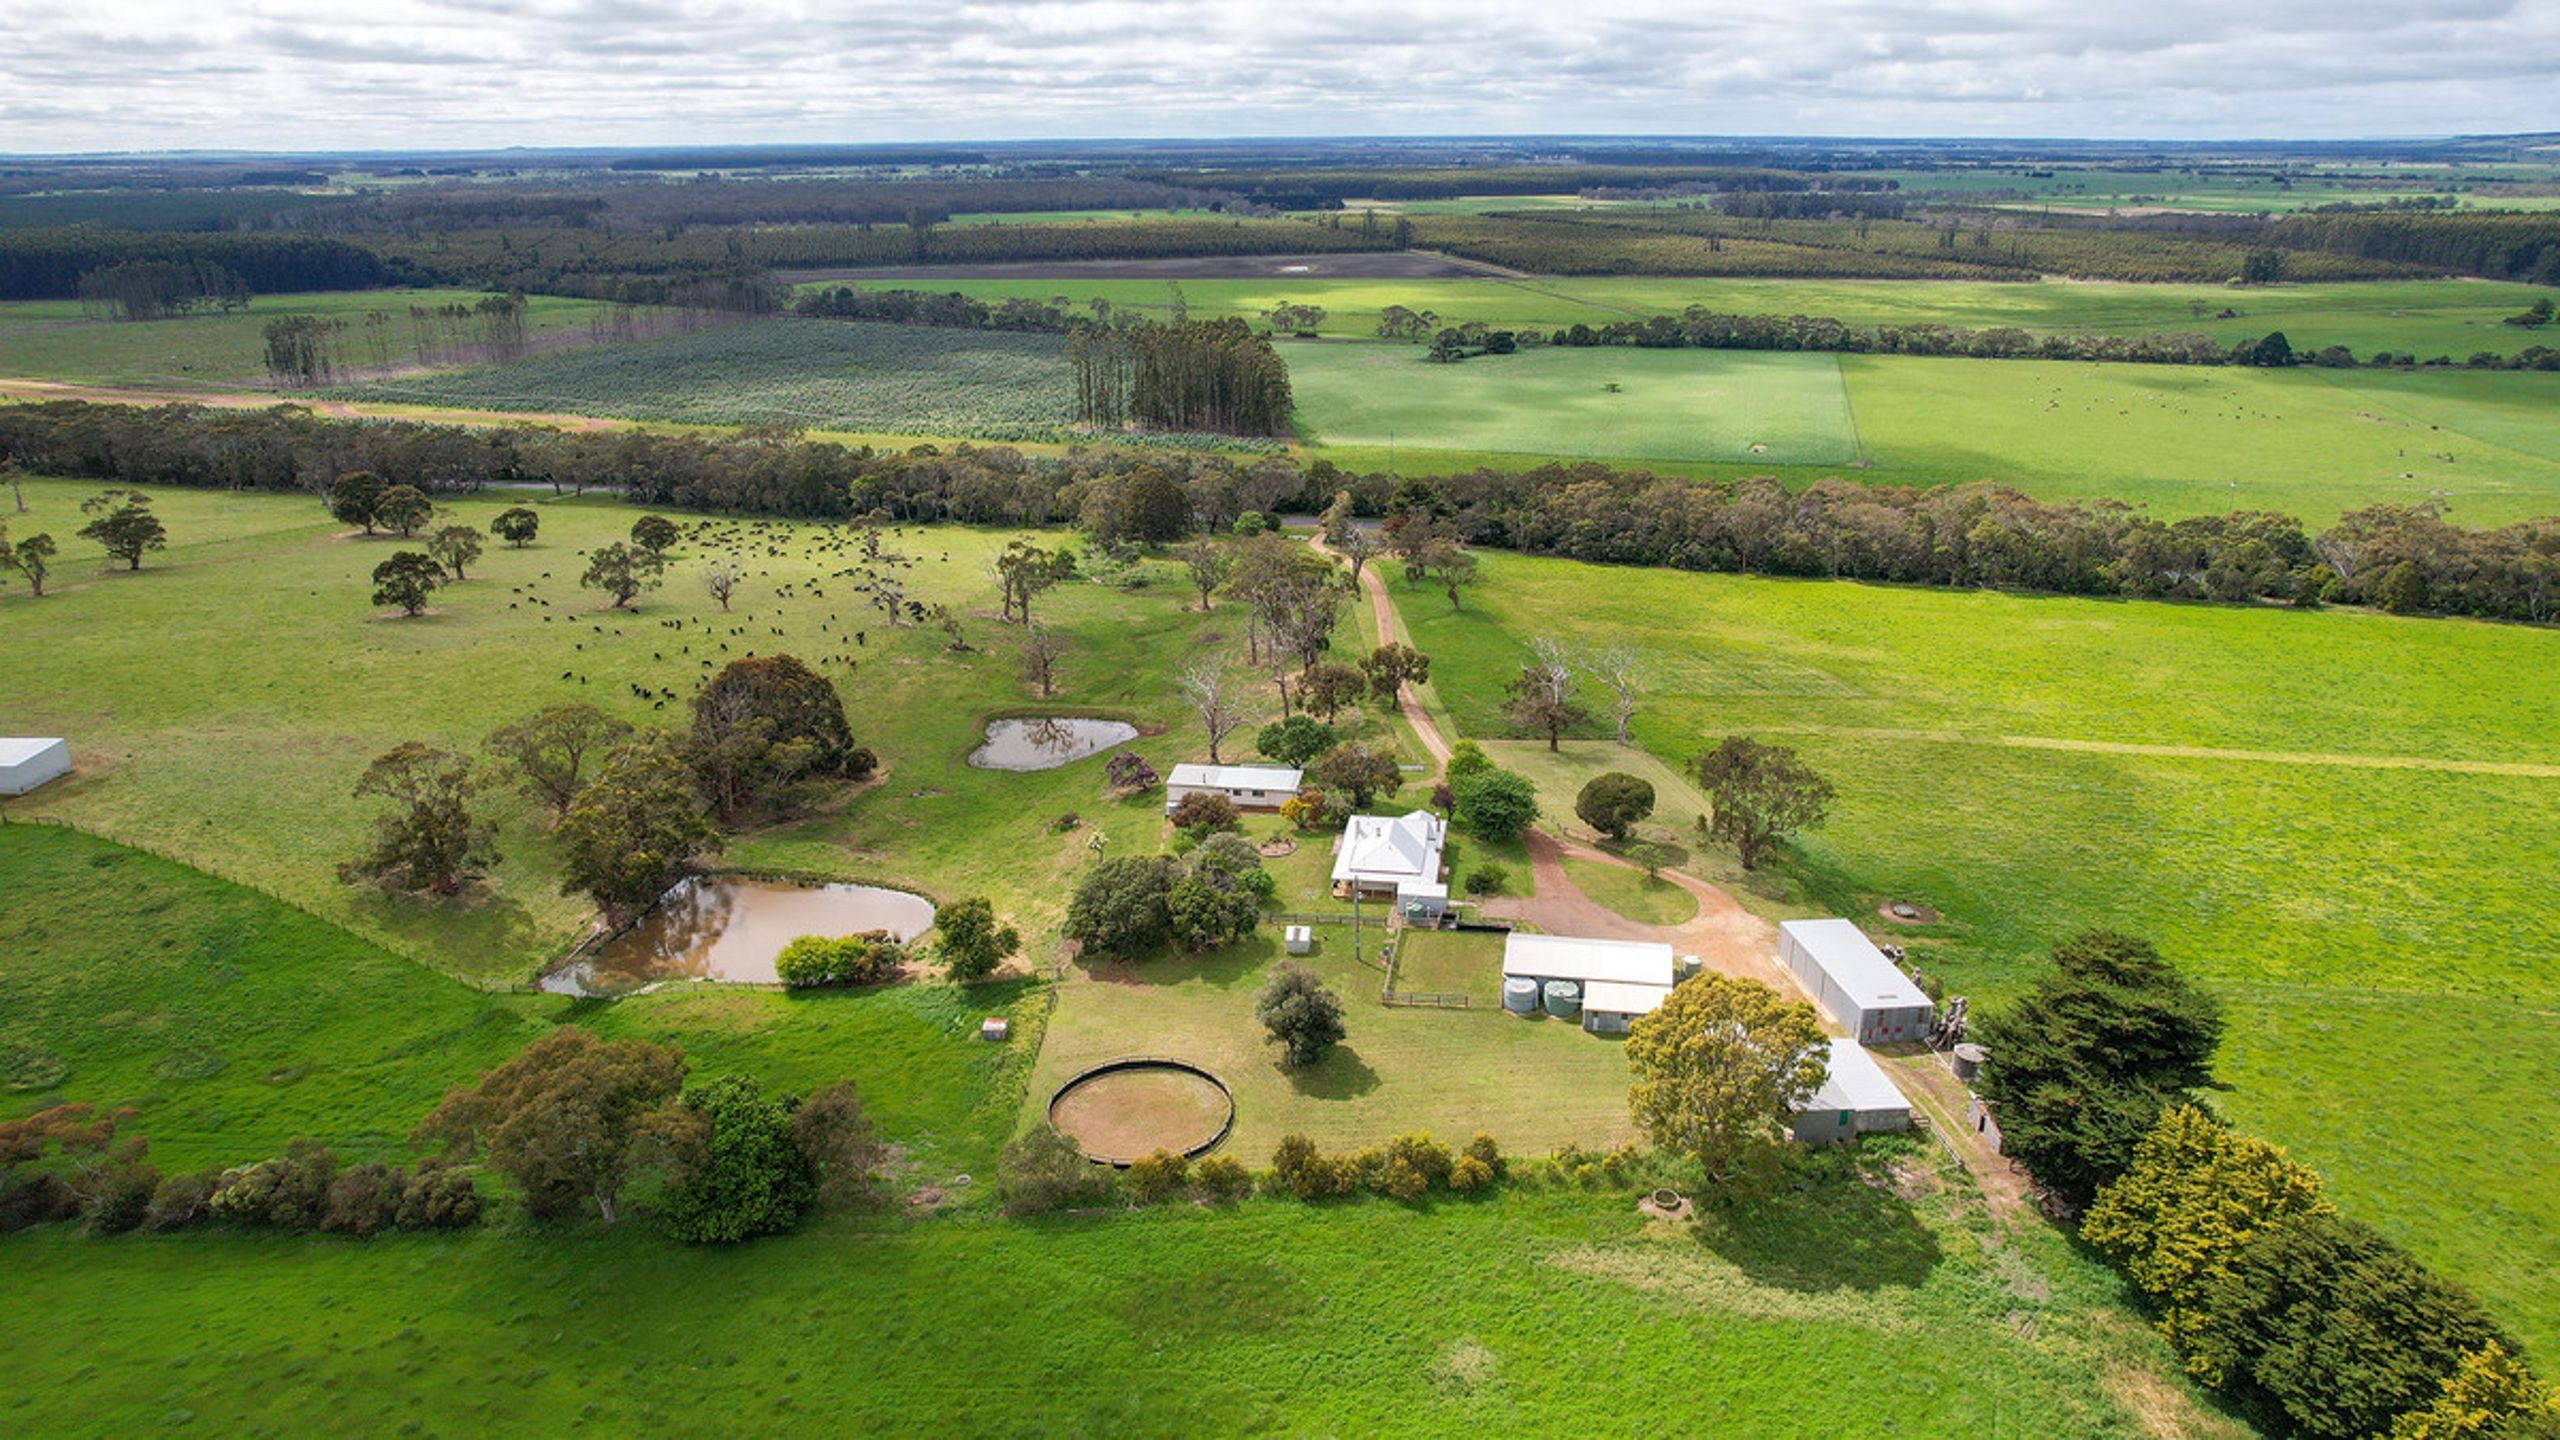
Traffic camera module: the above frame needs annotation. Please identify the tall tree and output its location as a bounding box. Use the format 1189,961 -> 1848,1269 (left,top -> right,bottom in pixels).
657,1074 -> 814,1245
1017,623 -> 1067,698
328,472 -> 386,535
76,489 -> 166,572
700,556 -> 743,612
1626,974 -> 1828,1188
991,538 -> 1072,624
337,742 -> 496,896
4,531 -> 55,596
485,702 -> 634,819
375,484 -> 433,539
426,524 -> 483,581
934,897 -> 1021,982
580,541 -> 666,609
1503,639 -> 1590,751
557,736 -> 720,918
1588,643 -> 1644,745
1176,660 -> 1250,765
1177,538 -> 1235,611
1974,931 -> 2225,1207
412,1029 -> 687,1225
629,514 -> 681,555
1257,963 -> 1346,1068
1361,643 -> 1431,708
369,551 -> 443,617
687,655 -> 867,824
1691,735 -> 1832,869
489,506 -> 540,548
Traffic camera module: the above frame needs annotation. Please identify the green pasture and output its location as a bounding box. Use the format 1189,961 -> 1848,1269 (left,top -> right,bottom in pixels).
0,289 -> 625,390
945,206 -> 1226,225
0,1160 -> 2199,1437
0,479 -> 1303,983
1853,164 -> 2560,214
332,317 -> 1078,438
1288,343 -> 1862,466
1394,549 -> 2560,1355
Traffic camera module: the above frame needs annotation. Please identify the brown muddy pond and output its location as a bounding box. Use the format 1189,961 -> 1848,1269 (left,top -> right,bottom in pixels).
967,716 -> 1138,771
544,877 -> 935,994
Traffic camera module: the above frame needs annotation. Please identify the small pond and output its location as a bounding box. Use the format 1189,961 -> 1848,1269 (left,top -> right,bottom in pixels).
967,716 -> 1138,771
543,876 -> 935,995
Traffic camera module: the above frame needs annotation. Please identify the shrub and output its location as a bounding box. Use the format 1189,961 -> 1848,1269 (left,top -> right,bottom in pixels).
660,1074 -> 816,1245
1255,715 -> 1338,768
1386,1132 -> 1455,1191
76,1161 -> 160,1235
321,1163 -> 408,1236
933,896 -> 1021,982
1450,1155 -> 1495,1192
393,1166 -> 482,1230
1280,787 -> 1330,830
1064,854 -> 1179,957
1000,1125 -> 1112,1215
1575,772 -> 1656,840
1256,963 -> 1346,1068
1463,1132 -> 1505,1178
1103,752 -> 1159,792
1168,790 -> 1241,835
1383,1158 -> 1430,1200
142,1169 -> 222,1232
1452,768 -> 1539,842
209,1139 -> 339,1229
1193,1154 -> 1252,1201
1443,740 -> 1493,784
774,933 -> 900,988
1340,1146 -> 1387,1194
0,1173 -> 77,1232
1271,1133 -> 1336,1200
1125,1149 -> 1192,1205
1464,862 -> 1509,896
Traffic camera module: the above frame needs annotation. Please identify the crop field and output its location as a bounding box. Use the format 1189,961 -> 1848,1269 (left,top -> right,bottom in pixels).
1287,343 -> 1861,466
877,272 -> 2560,359
332,317 -> 1079,438
0,288 -> 627,390
1395,549 -> 2560,1356
1858,164 -> 2560,213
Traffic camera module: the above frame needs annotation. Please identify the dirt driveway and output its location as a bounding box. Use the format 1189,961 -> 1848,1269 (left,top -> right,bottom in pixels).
1481,829 -> 1783,990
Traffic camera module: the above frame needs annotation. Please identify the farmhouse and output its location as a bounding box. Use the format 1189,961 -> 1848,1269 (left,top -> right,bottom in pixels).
1163,762 -> 1301,815
1502,932 -> 1674,1034
1790,1038 -> 1914,1145
0,738 -> 70,796
1778,918 -> 1933,1044
1331,810 -> 1449,921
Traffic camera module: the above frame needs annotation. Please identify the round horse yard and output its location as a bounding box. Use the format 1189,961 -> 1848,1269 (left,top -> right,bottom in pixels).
1047,1058 -> 1235,1165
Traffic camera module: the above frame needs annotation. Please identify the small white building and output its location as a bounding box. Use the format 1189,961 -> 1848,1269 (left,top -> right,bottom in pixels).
1331,810 -> 1449,921
1164,763 -> 1301,815
1791,1039 -> 1913,1145
1503,933 -> 1675,1034
1284,925 -> 1314,955
1778,918 -> 1934,1044
0,738 -> 70,796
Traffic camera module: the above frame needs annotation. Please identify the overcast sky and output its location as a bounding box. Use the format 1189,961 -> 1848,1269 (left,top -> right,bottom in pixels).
2,0 -> 2554,153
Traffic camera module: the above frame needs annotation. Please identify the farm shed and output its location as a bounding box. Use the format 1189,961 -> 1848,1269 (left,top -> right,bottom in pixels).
1503,933 -> 1674,1034
1164,763 -> 1302,815
1790,1039 -> 1913,1145
1778,918 -> 1933,1044
0,738 -> 70,796
1331,810 -> 1450,921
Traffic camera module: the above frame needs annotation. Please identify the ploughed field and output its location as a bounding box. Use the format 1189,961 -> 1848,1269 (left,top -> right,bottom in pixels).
1394,550 -> 2560,1357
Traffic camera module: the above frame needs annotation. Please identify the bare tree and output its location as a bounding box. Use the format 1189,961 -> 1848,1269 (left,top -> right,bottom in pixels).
1177,660 -> 1251,764
1588,643 -> 1644,745
1019,624 -> 1067,698
701,556 -> 743,612
1525,637 -> 1577,707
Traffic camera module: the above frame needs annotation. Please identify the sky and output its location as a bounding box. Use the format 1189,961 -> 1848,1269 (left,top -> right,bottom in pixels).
2,0 -> 2555,153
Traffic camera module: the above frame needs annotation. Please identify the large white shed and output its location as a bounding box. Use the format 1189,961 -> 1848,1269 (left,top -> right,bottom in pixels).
1790,1039 -> 1914,1145
0,738 -> 70,796
1778,918 -> 1933,1044
1503,933 -> 1675,1034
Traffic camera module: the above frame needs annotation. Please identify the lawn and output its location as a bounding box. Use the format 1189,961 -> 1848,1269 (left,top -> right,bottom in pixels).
0,288 -> 627,390
1287,343 -> 1861,466
1390,928 -> 1507,1000
331,317 -> 1081,438
1398,549 -> 2560,1357
1558,854 -> 1699,927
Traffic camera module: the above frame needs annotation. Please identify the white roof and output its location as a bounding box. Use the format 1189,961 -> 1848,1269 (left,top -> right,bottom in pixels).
1781,918 -> 1930,1011
0,737 -> 67,766
1168,763 -> 1301,792
1331,811 -> 1444,885
1503,932 -> 1675,987
1582,979 -> 1674,1017
1797,1039 -> 1910,1116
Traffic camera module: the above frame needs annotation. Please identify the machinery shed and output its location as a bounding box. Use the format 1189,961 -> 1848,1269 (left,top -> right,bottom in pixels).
1790,1039 -> 1914,1145
1778,918 -> 1933,1044
0,738 -> 70,796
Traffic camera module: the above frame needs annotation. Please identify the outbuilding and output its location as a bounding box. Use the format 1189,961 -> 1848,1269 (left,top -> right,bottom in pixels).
1790,1039 -> 1913,1145
0,738 -> 70,796
1778,918 -> 1933,1044
1164,763 -> 1301,816
1502,933 -> 1675,1034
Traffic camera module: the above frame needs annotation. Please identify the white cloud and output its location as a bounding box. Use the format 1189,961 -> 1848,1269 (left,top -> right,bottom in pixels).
0,0 -> 2552,150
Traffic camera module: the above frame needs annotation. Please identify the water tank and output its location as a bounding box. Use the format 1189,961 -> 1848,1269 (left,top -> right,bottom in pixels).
1502,977 -> 1542,1015
1675,954 -> 1703,981
1542,978 -> 1582,1019
1952,1043 -> 1987,1081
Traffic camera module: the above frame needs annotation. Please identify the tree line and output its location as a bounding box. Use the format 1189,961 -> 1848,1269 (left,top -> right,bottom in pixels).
4,401 -> 2552,625
0,229 -> 387,301
1067,318 -> 1294,436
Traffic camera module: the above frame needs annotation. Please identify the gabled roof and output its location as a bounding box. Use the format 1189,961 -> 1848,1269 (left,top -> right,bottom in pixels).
1503,932 -> 1676,987
1795,1039 -> 1910,1116
1331,811 -> 1444,884
1780,918 -> 1931,1011
1167,763 -> 1301,791
1582,979 -> 1674,1017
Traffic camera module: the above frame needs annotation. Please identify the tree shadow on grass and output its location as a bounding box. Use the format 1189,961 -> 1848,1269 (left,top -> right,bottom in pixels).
1282,1045 -> 1380,1099
1077,933 -> 1274,991
1695,1150 -> 1944,1293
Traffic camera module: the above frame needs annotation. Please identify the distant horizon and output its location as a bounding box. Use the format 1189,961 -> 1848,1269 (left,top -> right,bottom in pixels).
4,1 -> 2554,154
